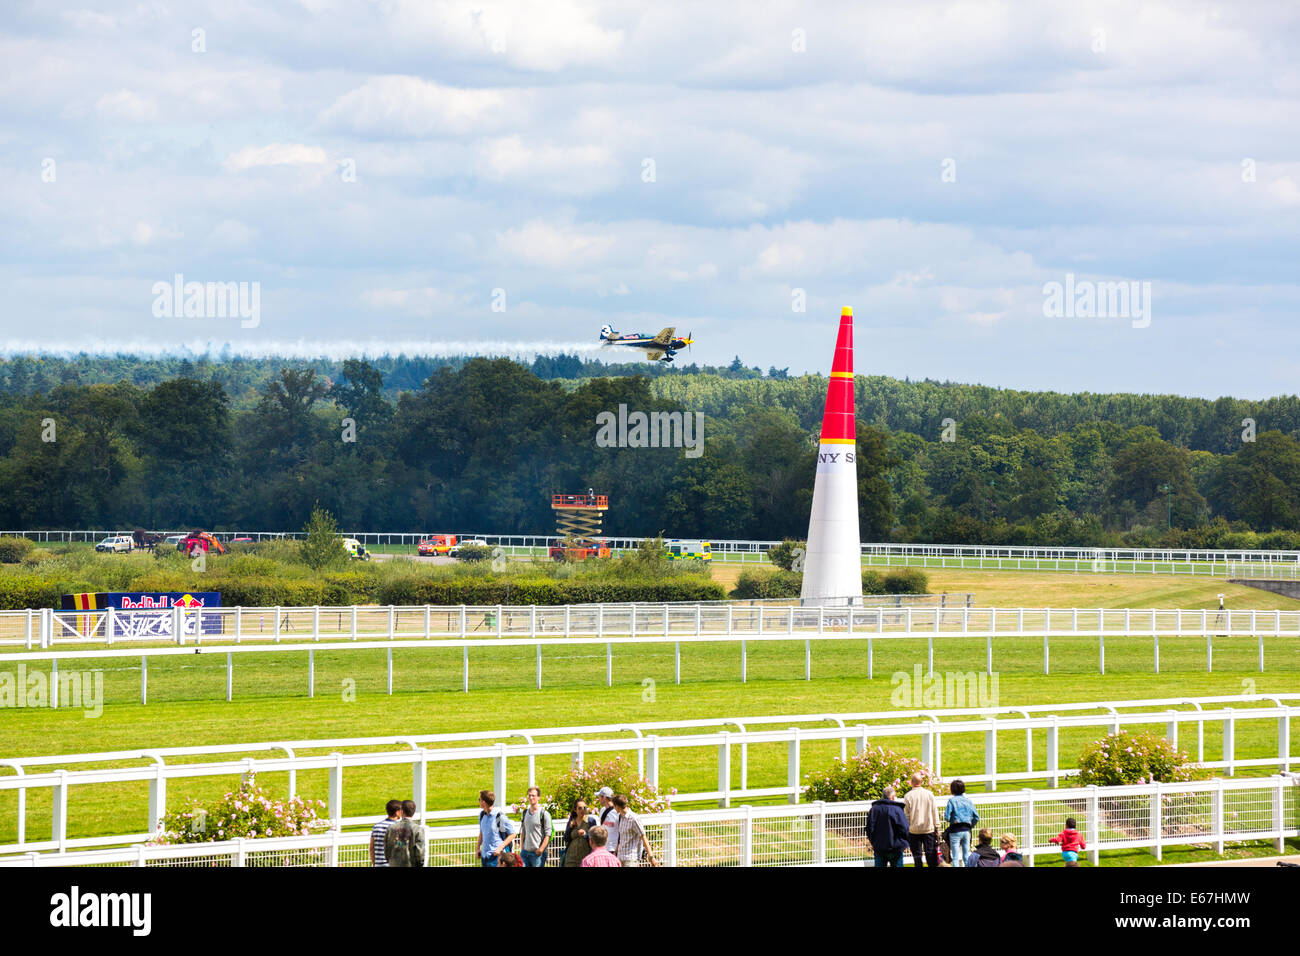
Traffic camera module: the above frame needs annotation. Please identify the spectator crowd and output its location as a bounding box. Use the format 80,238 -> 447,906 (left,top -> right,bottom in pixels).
369,775 -> 1083,868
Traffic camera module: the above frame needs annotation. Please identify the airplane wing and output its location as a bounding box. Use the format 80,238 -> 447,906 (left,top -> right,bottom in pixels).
646,350 -> 665,362
652,327 -> 675,345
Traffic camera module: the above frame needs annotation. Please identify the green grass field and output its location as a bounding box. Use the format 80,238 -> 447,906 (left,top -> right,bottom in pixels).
2,567 -> 1297,865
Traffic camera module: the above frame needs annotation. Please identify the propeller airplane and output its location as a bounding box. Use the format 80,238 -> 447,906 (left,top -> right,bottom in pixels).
599,324 -> 694,363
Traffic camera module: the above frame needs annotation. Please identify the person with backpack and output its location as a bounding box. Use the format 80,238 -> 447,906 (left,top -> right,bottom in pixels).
370,799 -> 401,867
519,786 -> 553,867
384,799 -> 426,868
476,789 -> 517,867
864,785 -> 910,867
966,828 -> 1002,867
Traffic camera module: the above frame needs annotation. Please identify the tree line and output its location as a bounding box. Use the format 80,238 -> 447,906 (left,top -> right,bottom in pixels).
1,357 -> 1299,546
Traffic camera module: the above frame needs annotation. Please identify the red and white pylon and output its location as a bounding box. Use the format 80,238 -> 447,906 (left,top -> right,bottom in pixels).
800,307 -> 862,606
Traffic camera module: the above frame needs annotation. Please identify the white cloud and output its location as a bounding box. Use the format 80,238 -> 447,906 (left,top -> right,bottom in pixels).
318,76 -> 509,137
223,144 -> 330,172
94,89 -> 158,122
496,220 -> 615,267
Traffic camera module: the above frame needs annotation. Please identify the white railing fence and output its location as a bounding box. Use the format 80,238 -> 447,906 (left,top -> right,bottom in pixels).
8,531 -> 1300,574
1,699 -> 1294,856
4,775 -> 1296,868
2,606 -> 1297,707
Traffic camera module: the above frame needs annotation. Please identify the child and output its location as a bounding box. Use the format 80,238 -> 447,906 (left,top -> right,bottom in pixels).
1049,817 -> 1086,866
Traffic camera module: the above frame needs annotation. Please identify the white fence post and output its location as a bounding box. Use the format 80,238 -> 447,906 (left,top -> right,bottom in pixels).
740,804 -> 753,867
1086,786 -> 1100,867
1273,776 -> 1285,854
646,735 -> 660,788
1150,781 -> 1162,861
1213,777 -> 1225,854
718,731 -> 732,808
787,728 -> 801,805
1223,709 -> 1235,776
813,801 -> 826,866
1022,789 -> 1035,867
148,763 -> 166,837
328,753 -> 343,830
494,743 -> 507,806
52,770 -> 67,853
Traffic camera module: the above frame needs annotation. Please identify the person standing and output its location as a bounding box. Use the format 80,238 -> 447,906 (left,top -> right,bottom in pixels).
903,773 -> 940,868
864,785 -> 910,867
564,801 -> 599,867
370,799 -> 402,867
476,789 -> 517,867
519,786 -> 553,867
612,794 -> 655,867
579,826 -> 620,867
383,799 -> 426,868
943,780 -> 979,867
594,786 -> 620,856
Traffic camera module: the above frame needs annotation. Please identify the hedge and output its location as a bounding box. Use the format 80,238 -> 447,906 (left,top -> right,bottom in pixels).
0,570 -> 724,610
376,576 -> 725,606
733,568 -> 930,600
732,569 -> 802,599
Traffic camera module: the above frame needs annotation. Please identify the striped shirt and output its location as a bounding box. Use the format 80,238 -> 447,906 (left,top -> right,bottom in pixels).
371,817 -> 396,866
615,811 -> 646,865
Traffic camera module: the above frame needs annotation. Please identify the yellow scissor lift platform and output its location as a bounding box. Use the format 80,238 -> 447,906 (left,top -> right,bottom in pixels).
550,494 -> 610,560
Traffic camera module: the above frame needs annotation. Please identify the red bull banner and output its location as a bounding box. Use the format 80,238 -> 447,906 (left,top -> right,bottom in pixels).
60,592 -> 222,638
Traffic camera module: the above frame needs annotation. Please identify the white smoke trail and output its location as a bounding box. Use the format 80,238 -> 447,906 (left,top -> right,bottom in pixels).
0,339 -> 611,360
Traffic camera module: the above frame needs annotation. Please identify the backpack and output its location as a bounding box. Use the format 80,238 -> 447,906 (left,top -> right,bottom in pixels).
385,817 -> 416,868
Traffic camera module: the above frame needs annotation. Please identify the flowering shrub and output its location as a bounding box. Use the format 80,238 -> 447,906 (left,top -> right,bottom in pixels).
801,745 -> 945,802
1076,730 -> 1200,786
150,778 -> 330,845
527,756 -> 673,816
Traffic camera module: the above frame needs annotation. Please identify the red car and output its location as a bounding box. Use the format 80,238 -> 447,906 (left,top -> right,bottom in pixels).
417,538 -> 436,556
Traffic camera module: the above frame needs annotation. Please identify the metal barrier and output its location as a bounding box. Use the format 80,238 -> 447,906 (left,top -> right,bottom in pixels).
1,699 -> 1294,856
3,774 -> 1296,867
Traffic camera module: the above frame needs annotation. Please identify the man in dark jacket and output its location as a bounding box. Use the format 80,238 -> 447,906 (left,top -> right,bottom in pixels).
865,786 -> 910,867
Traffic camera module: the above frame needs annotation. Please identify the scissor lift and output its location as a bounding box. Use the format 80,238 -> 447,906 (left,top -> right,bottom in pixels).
550,494 -> 610,560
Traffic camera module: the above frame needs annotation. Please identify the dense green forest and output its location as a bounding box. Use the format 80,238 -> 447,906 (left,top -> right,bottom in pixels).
2,354 -> 1300,546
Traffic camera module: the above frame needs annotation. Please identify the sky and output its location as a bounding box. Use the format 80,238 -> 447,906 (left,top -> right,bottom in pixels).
1,1 -> 1298,397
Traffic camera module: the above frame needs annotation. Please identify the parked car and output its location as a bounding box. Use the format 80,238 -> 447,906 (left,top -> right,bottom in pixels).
95,535 -> 133,553
417,537 -> 437,556
449,538 -> 489,555
162,534 -> 185,549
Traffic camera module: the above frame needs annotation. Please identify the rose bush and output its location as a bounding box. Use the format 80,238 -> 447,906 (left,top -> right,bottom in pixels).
150,777 -> 330,845
527,756 -> 673,815
801,745 -> 945,802
1076,730 -> 1200,786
